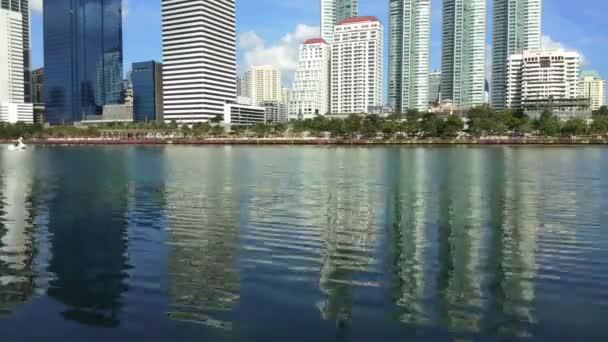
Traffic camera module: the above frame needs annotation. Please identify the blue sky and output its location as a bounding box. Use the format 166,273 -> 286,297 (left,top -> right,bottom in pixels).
31,0 -> 607,94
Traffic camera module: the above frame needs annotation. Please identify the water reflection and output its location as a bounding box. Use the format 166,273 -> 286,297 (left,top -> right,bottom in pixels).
43,148 -> 130,327
0,146 -> 605,341
164,148 -> 240,330
0,150 -> 36,316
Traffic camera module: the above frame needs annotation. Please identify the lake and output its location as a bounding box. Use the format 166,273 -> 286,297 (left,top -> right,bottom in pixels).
0,145 -> 606,341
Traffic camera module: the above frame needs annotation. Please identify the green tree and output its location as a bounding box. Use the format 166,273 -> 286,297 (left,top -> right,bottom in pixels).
210,114 -> 223,124
593,106 -> 608,117
590,115 -> 608,135
421,113 -> 440,137
344,114 -> 362,138
561,117 -> 588,136
362,114 -> 382,138
537,110 -> 561,137
440,115 -> 464,138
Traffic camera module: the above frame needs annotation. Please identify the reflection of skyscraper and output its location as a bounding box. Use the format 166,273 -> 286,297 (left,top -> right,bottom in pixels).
164,148 -> 240,330
385,149 -> 432,325
0,150 -> 36,316
44,148 -> 129,327
436,149 -> 484,333
44,0 -> 124,124
317,149 -> 380,326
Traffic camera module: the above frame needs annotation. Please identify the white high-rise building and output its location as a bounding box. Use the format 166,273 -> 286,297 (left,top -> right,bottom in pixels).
388,0 -> 431,113
321,0 -> 358,43
441,0 -> 487,109
241,65 -> 282,106
506,50 -> 580,109
578,71 -> 605,111
0,8 -> 32,123
162,0 -> 237,123
492,0 -> 542,109
289,38 -> 331,120
331,16 -> 383,114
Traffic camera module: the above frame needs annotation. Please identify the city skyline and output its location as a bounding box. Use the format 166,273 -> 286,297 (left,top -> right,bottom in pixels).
28,0 -> 607,99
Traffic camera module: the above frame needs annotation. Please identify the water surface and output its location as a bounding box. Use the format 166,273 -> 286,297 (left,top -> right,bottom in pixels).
0,146 -> 606,341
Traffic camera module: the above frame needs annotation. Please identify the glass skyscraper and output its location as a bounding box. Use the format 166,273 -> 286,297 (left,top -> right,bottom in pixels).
491,0 -> 542,109
1,0 -> 31,103
441,0 -> 487,109
43,0 -> 124,124
388,0 -> 431,113
321,0 -> 358,43
132,61 -> 163,122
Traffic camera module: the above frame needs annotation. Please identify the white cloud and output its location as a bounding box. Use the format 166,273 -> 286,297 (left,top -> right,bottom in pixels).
238,24 -> 320,86
32,0 -> 43,13
541,35 -> 587,65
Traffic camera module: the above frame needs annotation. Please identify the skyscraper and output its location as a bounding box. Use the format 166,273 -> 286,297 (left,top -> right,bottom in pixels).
492,0 -> 542,109
441,0 -> 487,109
331,16 -> 383,114
132,61 -> 164,122
289,38 -> 330,120
0,8 -> 32,123
428,70 -> 442,104
388,0 -> 431,113
578,71 -> 605,111
321,0 -> 358,43
162,0 -> 236,123
43,0 -> 124,124
1,0 -> 31,103
241,65 -> 282,106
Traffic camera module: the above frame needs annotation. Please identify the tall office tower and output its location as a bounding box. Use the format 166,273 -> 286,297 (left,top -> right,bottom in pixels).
31,68 -> 44,104
441,0 -> 487,109
492,0 -> 542,109
162,0 -> 236,123
388,0 -> 431,113
241,65 -> 282,106
132,61 -> 164,122
321,0 -> 358,43
1,0 -> 31,103
506,50 -> 580,109
428,70 -> 441,104
289,38 -> 330,120
331,17 -> 383,114
44,0 -> 123,124
579,71 -> 605,111
0,8 -> 32,123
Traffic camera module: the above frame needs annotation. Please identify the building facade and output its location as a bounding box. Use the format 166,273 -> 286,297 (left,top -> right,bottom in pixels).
241,65 -> 282,107
31,67 -> 44,104
223,103 -> 266,125
441,0 -> 486,109
506,50 -> 580,110
43,0 -> 123,124
162,0 -> 237,123
388,0 -> 431,113
331,16 -> 383,114
289,38 -> 330,120
492,0 -> 542,109
261,101 -> 287,123
428,70 -> 441,105
132,61 -> 164,122
1,0 -> 30,103
0,8 -> 32,123
578,71 -> 605,111
321,0 -> 358,43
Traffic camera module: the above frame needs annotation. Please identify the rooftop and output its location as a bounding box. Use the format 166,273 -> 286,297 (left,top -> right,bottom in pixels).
337,16 -> 379,25
304,38 -> 327,45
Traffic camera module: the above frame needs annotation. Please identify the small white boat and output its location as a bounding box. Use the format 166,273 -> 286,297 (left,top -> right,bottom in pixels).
7,137 -> 27,151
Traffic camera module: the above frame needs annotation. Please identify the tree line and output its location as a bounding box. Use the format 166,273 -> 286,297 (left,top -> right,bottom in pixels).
0,106 -> 607,140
